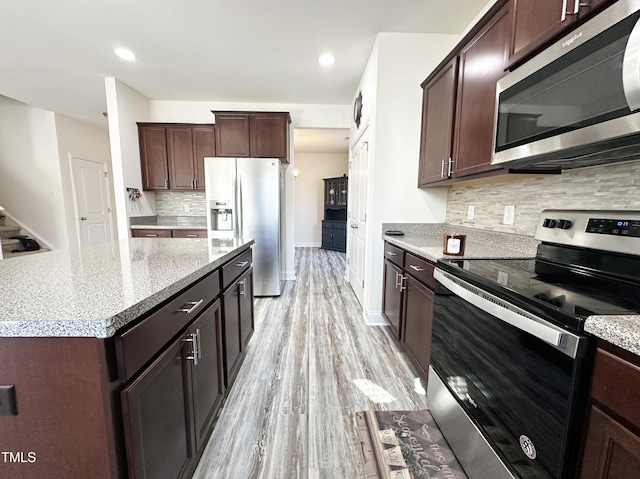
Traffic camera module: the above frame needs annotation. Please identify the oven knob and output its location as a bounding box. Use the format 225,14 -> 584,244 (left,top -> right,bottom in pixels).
558,219 -> 572,230
543,218 -> 557,228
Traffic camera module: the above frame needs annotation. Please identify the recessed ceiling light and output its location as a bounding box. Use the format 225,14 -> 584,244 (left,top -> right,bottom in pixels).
318,53 -> 335,66
114,48 -> 136,62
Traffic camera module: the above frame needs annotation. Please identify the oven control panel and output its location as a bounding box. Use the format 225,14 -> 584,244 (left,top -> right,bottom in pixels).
586,218 -> 640,237
537,210 -> 640,255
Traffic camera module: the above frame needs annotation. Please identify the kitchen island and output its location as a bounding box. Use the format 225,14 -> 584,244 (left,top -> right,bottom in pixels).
0,237 -> 254,479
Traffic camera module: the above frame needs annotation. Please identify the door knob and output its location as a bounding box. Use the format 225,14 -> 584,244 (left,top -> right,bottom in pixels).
80,217 -> 87,221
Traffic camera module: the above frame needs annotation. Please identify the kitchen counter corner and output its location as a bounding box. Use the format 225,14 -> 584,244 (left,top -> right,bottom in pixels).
0,237 -> 254,338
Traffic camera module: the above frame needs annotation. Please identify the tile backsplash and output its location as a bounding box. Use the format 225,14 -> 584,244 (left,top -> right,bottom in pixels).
446,160 -> 640,236
155,191 -> 206,216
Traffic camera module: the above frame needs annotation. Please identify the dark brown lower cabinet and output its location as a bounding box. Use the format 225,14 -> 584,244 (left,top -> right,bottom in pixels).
381,241 -> 436,384
239,271 -> 255,349
191,301 -> 225,451
401,276 -> 434,381
382,259 -> 404,340
579,344 -> 640,479
222,268 -> 254,387
580,406 -> 640,479
121,299 -> 224,479
121,331 -> 194,479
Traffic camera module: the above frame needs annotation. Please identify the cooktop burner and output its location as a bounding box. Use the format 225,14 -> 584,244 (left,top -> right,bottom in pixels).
438,257 -> 640,333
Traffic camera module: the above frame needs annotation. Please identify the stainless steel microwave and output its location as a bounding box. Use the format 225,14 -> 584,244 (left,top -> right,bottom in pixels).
493,0 -> 640,171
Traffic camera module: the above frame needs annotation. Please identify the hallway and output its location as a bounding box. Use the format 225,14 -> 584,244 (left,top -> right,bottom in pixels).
193,247 -> 427,478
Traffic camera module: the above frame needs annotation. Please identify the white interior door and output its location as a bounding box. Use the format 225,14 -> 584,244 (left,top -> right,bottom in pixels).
347,132 -> 368,306
71,156 -> 114,246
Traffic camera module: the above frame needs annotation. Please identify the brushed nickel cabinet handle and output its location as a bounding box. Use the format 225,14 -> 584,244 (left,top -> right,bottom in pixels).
186,234 -> 198,237
409,264 -> 426,272
386,251 -> 398,256
239,279 -> 246,297
395,271 -> 401,288
183,333 -> 199,365
145,234 -> 159,237
441,159 -> 446,178
561,0 -> 568,21
235,261 -> 249,267
177,299 -> 204,314
196,328 -> 202,360
400,275 -> 407,292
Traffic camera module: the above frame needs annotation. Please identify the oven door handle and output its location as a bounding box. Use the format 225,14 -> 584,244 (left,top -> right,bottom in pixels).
435,269 -> 582,358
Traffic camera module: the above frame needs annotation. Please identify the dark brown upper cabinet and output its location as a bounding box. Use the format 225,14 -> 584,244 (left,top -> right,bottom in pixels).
453,3 -> 511,178
418,58 -> 458,186
212,111 -> 291,163
418,1 -> 510,187
139,125 -> 170,190
509,0 -> 615,68
138,123 -> 215,191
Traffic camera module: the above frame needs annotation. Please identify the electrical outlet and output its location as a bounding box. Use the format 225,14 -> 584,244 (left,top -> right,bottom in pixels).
503,205 -> 515,225
183,204 -> 190,213
467,205 -> 475,221
0,385 -> 17,415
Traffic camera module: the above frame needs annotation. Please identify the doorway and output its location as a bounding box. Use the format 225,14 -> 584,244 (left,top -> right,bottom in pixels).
70,156 -> 115,246
347,127 -> 369,306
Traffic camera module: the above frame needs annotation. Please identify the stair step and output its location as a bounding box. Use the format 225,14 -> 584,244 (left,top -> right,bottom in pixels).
2,248 -> 50,259
0,225 -> 21,239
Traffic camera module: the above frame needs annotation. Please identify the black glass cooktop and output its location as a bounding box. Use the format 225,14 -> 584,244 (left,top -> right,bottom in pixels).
437,256 -> 640,333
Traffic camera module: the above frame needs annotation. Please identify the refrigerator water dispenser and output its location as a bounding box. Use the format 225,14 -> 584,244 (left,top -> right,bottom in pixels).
210,200 -> 233,231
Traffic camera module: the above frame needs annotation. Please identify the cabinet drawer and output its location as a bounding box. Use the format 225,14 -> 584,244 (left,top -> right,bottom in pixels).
115,270 -> 221,382
221,248 -> 253,290
131,229 -> 172,238
173,229 -> 207,238
591,347 -> 640,430
404,253 -> 435,289
384,243 -> 405,267
332,222 -> 346,230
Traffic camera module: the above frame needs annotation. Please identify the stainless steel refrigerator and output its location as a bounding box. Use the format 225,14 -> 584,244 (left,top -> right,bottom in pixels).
204,157 -> 283,296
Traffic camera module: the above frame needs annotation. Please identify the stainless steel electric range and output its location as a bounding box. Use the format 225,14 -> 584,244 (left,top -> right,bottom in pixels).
428,210 -> 640,479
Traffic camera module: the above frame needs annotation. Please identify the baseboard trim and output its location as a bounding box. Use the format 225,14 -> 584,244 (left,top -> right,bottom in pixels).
366,312 -> 386,326
294,242 -> 321,248
282,271 -> 296,281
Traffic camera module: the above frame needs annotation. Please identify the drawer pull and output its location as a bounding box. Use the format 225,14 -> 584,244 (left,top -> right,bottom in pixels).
235,261 -> 249,267
386,251 -> 398,256
395,271 -> 401,288
186,234 -> 199,237
145,234 -> 159,237
409,264 -> 426,272
239,279 -> 246,297
177,299 -> 204,314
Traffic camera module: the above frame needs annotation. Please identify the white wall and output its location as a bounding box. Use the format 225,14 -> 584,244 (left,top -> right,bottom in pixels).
104,78 -> 153,240
54,113 -> 114,248
293,152 -> 349,247
147,99 -> 351,280
352,33 -> 459,324
0,95 -> 68,250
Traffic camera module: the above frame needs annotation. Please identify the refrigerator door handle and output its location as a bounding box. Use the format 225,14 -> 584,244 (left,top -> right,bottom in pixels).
237,169 -> 244,238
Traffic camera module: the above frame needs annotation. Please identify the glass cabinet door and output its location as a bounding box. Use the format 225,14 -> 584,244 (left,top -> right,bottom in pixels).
337,178 -> 348,206
324,180 -> 336,206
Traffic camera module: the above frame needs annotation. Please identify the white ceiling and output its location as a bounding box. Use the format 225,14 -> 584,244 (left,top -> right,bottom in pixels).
294,128 -> 350,154
0,0 -> 490,125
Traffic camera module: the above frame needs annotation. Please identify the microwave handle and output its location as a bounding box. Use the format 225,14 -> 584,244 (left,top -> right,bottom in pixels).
622,17 -> 640,111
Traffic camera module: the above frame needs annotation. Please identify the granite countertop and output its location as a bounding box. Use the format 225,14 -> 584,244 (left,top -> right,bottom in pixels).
0,237 -> 253,338
130,215 -> 207,230
382,227 -> 640,357
382,233 -> 537,262
130,224 -> 207,230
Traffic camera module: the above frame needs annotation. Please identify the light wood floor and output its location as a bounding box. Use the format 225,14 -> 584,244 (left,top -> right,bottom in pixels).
193,247 -> 427,479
